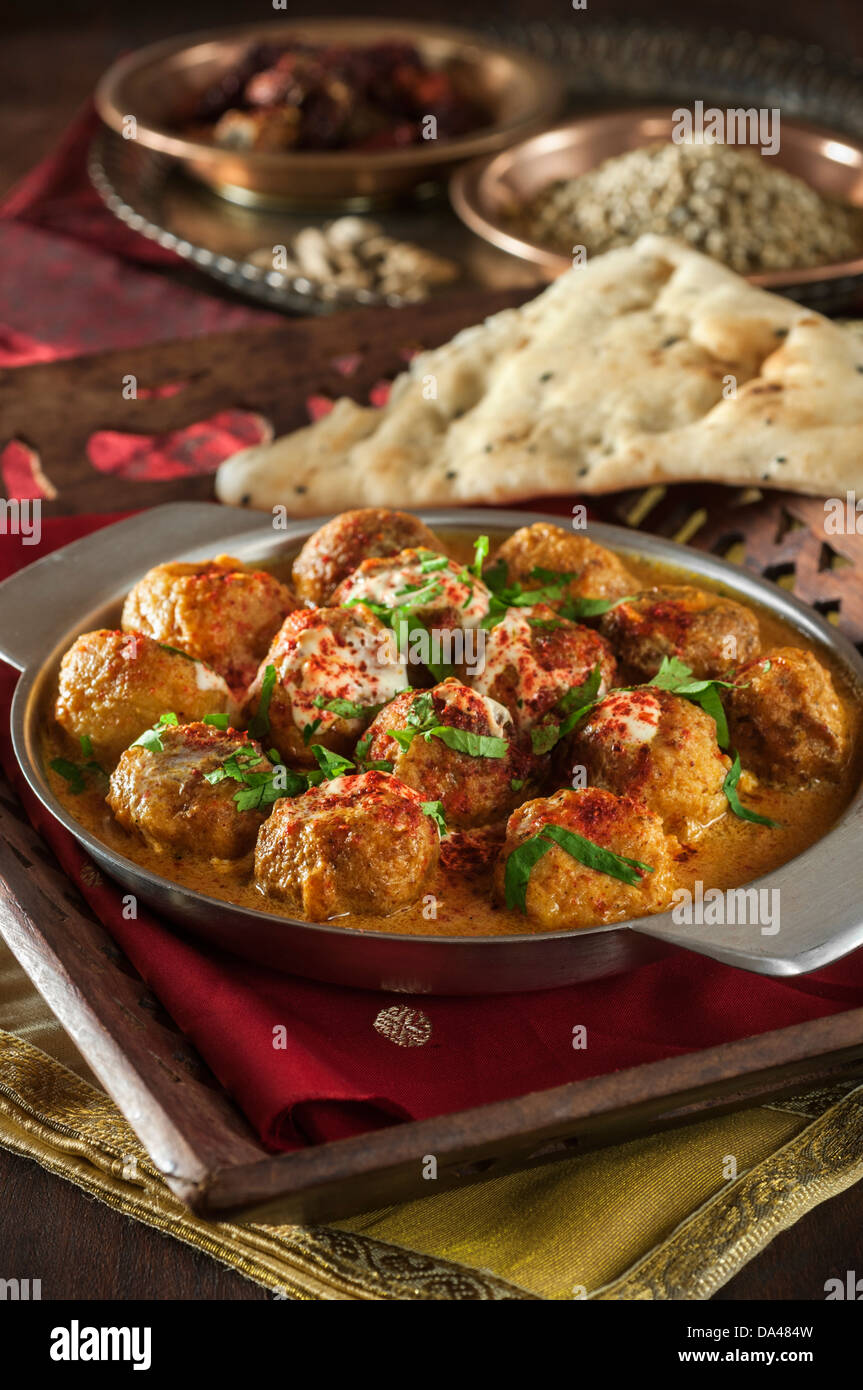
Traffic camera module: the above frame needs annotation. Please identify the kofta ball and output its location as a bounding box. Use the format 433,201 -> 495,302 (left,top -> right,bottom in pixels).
292,508 -> 444,607
725,647 -> 850,787
121,555 -> 296,693
493,787 -> 674,929
493,522 -> 636,606
243,605 -> 408,767
330,547 -> 491,631
107,722 -> 272,859
599,585 -> 760,680
362,679 -> 529,828
55,630 -> 237,765
470,604 -> 617,733
571,687 -> 731,842
254,769 -> 439,919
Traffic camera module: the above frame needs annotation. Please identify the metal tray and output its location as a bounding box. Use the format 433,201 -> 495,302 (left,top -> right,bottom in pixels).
89,19 -> 863,315
1,503 -> 861,996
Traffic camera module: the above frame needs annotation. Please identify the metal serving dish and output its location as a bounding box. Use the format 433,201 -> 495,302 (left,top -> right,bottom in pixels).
1,503 -> 862,995
450,107 -> 863,294
94,20 -> 565,210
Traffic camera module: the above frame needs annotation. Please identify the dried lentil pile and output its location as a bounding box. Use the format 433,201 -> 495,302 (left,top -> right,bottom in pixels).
510,142 -> 863,273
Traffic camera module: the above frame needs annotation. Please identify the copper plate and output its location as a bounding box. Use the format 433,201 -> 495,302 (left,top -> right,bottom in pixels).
94,19 -> 565,210
451,107 -> 863,297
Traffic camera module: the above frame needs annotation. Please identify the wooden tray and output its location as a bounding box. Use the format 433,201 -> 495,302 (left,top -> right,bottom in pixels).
2,290 -> 863,1222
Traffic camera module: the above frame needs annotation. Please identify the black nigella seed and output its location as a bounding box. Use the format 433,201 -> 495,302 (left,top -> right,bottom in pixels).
539,371 -> 554,382
295,485 -> 307,493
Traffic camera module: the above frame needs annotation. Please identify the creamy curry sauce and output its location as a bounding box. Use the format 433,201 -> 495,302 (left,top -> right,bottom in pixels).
42,542 -> 863,939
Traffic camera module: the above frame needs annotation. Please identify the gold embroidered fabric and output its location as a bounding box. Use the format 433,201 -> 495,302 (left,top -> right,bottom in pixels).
2,935 -> 862,1301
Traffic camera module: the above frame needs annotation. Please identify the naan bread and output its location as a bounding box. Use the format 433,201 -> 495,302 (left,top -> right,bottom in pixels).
216,235 -> 863,514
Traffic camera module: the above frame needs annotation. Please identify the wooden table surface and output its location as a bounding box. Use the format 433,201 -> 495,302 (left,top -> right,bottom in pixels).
3,0 -> 863,1302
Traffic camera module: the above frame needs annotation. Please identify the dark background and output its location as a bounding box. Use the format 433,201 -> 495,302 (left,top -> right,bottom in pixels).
2,0 -> 863,195
1,0 -> 863,1301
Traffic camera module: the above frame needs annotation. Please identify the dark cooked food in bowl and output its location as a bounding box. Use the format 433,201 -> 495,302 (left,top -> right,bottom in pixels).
186,38 -> 490,153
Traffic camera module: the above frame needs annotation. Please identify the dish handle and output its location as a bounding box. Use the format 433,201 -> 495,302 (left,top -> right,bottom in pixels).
631,807 -> 863,977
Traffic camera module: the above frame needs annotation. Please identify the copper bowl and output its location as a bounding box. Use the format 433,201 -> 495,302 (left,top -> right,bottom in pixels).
94,19 -> 565,210
450,107 -> 863,293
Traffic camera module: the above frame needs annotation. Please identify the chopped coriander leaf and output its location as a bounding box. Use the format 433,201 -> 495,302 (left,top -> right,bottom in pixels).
510,778 -> 525,792
417,552 -> 450,574
343,595 -> 393,624
530,724 -> 563,756
529,565 -> 577,587
50,758 -> 87,794
311,745 -> 356,779
559,593 -> 634,620
204,745 -> 266,784
407,692 -> 436,728
268,748 -> 281,763
302,719 -> 322,745
247,664 -> 277,739
723,754 -> 782,828
203,712 -> 230,730
647,656 -> 739,747
158,643 -> 195,662
391,608 -> 456,682
130,713 -> 178,753
505,823 -> 653,912
557,665 -> 604,715
470,534 -> 489,579
364,759 -> 394,773
313,694 -> 383,720
389,727 -> 417,753
388,693 -> 508,759
393,578 -> 444,607
530,665 -> 604,754
481,557 -> 509,594
503,835 -> 554,912
648,655 -> 695,689
421,800 -> 447,836
430,727 -> 508,759
355,733 -> 372,760
79,734 -> 94,757
527,616 -> 567,632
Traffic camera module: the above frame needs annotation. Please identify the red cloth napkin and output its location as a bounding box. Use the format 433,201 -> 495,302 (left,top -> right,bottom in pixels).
3,514 -> 863,1152
0,104 -> 280,367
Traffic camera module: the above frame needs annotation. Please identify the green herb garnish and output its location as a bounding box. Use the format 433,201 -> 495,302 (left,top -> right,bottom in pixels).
648,657 -> 740,748
723,754 -> 782,828
504,823 -> 654,913
50,735 -> 108,793
313,694 -> 384,721
203,712 -> 230,730
470,535 -> 489,579
388,693 -> 508,760
310,745 -> 356,780
247,664 -> 277,739
131,712 -> 179,753
529,664 -> 604,754
421,800 -> 447,837
559,594 -> 635,620
50,758 -> 87,794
